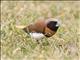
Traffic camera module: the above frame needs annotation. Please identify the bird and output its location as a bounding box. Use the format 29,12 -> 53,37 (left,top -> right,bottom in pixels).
22,18 -> 60,40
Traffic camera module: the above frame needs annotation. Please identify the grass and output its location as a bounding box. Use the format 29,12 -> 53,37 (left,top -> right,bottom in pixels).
1,1 -> 80,60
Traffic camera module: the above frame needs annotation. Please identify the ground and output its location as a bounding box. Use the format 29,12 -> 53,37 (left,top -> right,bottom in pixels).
1,1 -> 80,60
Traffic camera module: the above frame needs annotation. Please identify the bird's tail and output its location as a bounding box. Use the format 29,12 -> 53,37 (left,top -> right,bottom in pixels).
15,25 -> 26,29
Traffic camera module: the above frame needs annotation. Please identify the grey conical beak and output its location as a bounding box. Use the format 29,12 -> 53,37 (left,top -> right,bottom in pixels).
53,19 -> 61,27
56,21 -> 60,27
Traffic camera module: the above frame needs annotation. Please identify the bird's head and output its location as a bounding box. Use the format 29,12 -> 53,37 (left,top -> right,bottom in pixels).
44,18 -> 60,37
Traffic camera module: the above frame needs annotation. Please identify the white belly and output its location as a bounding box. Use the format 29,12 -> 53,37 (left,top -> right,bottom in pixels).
30,33 -> 45,40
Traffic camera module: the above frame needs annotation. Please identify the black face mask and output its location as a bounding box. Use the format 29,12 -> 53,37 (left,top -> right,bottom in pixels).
47,21 -> 59,32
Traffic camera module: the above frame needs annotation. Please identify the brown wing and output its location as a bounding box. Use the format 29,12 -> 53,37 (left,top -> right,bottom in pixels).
23,20 -> 46,33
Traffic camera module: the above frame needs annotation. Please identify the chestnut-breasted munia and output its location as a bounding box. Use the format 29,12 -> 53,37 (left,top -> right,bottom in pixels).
21,18 -> 60,40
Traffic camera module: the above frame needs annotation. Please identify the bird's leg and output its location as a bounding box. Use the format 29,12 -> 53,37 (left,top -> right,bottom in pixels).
36,40 -> 40,44
36,39 -> 43,44
42,38 -> 49,46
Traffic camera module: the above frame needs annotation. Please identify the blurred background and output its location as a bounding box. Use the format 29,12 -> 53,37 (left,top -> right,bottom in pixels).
1,1 -> 80,60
